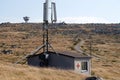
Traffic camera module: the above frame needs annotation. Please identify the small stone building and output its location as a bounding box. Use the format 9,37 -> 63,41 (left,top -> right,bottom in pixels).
27,51 -> 91,75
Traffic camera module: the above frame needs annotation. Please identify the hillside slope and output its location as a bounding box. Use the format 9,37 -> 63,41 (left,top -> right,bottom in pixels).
0,23 -> 120,80
0,61 -> 86,80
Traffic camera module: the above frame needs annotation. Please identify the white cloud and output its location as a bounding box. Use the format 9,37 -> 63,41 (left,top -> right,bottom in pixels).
59,16 -> 112,23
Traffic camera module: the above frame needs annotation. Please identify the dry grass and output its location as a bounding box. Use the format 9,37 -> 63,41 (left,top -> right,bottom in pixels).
0,61 -> 86,80
0,23 -> 120,80
82,35 -> 120,80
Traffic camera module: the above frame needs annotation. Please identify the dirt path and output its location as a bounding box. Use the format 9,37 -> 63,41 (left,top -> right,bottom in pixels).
74,40 -> 85,53
74,40 -> 103,59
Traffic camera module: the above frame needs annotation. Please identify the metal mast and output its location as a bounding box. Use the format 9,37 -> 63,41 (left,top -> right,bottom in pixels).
43,0 -> 49,55
15,0 -> 57,64
43,0 -> 57,57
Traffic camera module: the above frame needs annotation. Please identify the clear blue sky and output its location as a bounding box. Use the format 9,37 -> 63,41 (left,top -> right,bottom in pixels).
0,0 -> 120,23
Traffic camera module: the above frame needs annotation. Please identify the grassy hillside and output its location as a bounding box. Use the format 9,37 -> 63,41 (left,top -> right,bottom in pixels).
0,61 -> 86,80
0,23 -> 120,80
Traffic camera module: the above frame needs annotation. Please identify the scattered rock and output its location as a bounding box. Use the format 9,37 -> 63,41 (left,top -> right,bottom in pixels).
11,45 -> 17,48
1,50 -> 13,54
85,76 -> 103,80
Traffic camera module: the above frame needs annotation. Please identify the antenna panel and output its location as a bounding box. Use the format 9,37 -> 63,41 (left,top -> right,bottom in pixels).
43,2 -> 49,22
51,2 -> 57,22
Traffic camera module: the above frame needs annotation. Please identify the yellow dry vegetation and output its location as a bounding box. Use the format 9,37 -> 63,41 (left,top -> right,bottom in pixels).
0,23 -> 120,80
0,61 -> 86,80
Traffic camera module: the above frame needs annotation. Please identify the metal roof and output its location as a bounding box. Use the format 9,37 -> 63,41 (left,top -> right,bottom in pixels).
50,51 -> 91,58
27,51 -> 91,59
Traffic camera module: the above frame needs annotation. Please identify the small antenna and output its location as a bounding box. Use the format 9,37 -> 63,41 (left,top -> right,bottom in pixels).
23,16 -> 29,23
